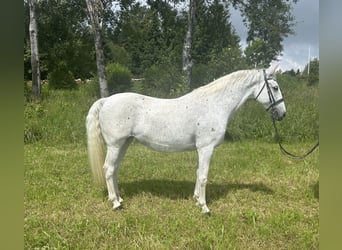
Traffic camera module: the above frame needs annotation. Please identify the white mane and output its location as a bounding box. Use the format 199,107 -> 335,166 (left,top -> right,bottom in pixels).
191,69 -> 262,97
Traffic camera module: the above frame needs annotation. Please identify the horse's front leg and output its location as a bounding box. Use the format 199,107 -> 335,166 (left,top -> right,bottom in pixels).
193,168 -> 200,201
195,145 -> 214,214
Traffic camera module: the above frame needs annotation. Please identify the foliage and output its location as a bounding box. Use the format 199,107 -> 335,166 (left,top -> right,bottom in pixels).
303,58 -> 319,86
191,64 -> 209,88
24,102 -> 45,144
104,42 -> 131,67
24,38 -> 32,81
183,0 -> 247,88
136,63 -> 187,98
114,2 -> 185,76
192,47 -> 247,88
192,0 -> 241,65
106,63 -> 132,94
244,39 -> 268,68
282,68 -> 300,77
24,82 -> 99,145
47,62 -> 77,90
24,0 -> 298,90
207,47 -> 248,81
24,0 -> 96,81
236,0 -> 296,67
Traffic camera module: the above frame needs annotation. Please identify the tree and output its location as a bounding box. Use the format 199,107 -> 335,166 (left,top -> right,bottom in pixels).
192,0 -> 239,64
23,0 -> 298,96
190,0 -> 243,87
28,0 -> 41,100
86,0 -> 109,97
233,0 -> 297,67
182,0 -> 196,90
244,38 -> 267,68
24,0 -> 98,85
114,1 -> 185,76
304,58 -> 319,85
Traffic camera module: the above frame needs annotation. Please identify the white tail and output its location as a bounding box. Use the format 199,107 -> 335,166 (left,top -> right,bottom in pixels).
86,98 -> 107,186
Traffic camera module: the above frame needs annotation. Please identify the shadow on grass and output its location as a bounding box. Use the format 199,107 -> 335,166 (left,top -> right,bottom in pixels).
119,179 -> 274,203
311,181 -> 319,199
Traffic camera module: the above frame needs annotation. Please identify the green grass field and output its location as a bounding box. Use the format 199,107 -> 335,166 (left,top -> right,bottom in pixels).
24,76 -> 319,249
24,140 -> 318,249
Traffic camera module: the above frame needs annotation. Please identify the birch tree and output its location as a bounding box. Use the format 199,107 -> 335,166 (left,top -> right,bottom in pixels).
86,0 -> 109,97
182,0 -> 196,90
28,0 -> 41,100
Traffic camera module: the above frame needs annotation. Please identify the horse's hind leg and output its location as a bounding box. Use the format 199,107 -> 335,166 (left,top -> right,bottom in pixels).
104,138 -> 133,209
104,146 -> 122,209
112,138 -> 133,204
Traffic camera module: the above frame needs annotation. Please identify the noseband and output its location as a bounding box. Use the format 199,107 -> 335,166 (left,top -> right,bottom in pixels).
255,69 -> 284,111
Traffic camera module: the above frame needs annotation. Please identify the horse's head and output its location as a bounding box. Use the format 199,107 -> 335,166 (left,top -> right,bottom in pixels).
254,65 -> 286,121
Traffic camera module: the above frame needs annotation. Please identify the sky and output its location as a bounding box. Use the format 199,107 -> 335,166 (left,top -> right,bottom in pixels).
230,0 -> 319,72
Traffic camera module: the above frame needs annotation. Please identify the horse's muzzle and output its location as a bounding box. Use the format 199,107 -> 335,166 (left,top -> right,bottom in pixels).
271,109 -> 286,121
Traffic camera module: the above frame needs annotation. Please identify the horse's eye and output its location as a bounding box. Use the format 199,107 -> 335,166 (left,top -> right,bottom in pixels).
272,86 -> 279,91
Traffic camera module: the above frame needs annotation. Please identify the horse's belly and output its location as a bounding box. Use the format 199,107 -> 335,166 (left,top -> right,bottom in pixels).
134,131 -> 196,152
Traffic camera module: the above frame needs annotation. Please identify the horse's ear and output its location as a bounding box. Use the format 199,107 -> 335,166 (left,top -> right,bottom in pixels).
266,63 -> 280,76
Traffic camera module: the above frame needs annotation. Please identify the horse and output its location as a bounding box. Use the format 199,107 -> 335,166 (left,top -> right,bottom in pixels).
86,65 -> 286,214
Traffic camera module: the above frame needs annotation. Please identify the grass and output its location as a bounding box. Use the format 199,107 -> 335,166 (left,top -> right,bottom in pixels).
24,140 -> 318,249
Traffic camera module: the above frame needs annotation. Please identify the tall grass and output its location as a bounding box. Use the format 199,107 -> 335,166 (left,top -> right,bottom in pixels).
24,82 -> 99,145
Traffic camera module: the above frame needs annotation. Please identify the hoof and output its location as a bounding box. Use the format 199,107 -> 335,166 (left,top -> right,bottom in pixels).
113,205 -> 124,211
201,206 -> 210,214
112,201 -> 122,210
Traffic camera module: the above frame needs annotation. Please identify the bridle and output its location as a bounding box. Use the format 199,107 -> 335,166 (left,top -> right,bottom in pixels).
255,69 -> 284,111
256,69 -> 319,159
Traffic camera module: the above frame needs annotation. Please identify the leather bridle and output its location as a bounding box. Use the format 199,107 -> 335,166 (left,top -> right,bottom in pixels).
255,69 -> 284,111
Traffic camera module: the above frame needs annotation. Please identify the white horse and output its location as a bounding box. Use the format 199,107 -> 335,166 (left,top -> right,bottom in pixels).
86,65 -> 286,214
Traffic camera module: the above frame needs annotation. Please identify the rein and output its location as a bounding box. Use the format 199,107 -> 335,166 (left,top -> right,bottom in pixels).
257,69 -> 319,159
271,118 -> 319,159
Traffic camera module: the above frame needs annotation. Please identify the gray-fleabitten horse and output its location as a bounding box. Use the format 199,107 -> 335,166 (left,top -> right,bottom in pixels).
86,65 -> 286,214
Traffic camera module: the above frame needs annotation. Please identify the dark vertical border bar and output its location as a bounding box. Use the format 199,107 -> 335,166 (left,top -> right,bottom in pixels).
0,0 -> 23,249
320,0 -> 342,249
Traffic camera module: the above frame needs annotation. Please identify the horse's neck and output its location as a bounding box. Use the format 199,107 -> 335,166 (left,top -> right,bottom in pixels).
231,84 -> 255,110
212,80 -> 255,113
188,70 -> 259,115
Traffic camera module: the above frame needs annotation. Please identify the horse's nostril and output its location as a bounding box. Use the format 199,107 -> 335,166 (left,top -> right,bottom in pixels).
278,112 -> 286,121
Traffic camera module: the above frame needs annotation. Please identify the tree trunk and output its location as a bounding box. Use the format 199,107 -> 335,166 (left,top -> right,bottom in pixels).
28,0 -> 41,100
86,0 -> 109,98
182,0 -> 195,90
